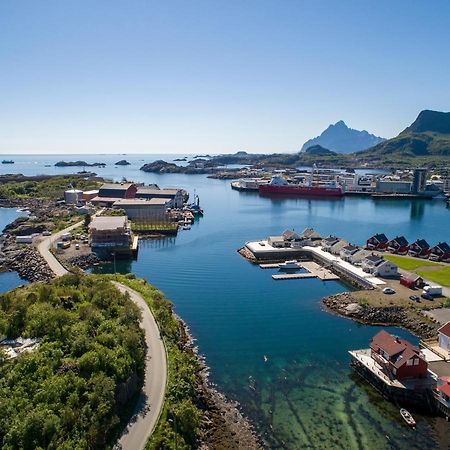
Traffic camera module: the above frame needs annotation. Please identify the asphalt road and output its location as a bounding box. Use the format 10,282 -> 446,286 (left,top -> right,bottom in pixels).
36,222 -> 167,450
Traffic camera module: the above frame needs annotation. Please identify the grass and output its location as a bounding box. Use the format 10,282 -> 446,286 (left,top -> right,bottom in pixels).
416,267 -> 450,287
384,254 -> 442,270
384,254 -> 450,287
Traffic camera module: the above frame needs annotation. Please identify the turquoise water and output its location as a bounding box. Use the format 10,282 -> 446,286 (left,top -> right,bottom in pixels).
1,156 -> 450,448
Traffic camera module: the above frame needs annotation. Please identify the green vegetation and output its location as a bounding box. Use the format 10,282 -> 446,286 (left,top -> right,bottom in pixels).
383,255 -> 441,270
0,176 -> 101,201
384,255 -> 450,287
108,274 -> 203,450
0,275 -> 145,449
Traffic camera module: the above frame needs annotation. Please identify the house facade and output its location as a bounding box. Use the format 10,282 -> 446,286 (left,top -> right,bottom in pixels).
438,323 -> 450,353
98,182 -> 137,199
387,236 -> 409,254
408,239 -> 430,258
429,242 -> 450,263
370,330 -> 428,380
340,244 -> 360,261
366,233 -> 388,251
135,187 -> 185,208
112,198 -> 170,221
89,216 -> 132,250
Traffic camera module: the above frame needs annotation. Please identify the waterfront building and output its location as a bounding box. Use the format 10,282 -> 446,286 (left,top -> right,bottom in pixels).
64,189 -> 83,205
299,227 -> 322,242
366,233 -> 389,251
412,168 -> 428,194
387,236 -> 409,254
361,255 -> 398,277
112,198 -> 170,221
376,180 -> 412,194
82,190 -> 99,202
348,249 -> 370,265
89,216 -> 137,255
370,330 -> 428,380
408,239 -> 430,258
435,379 -> 450,418
339,244 -> 360,261
98,182 -> 137,199
329,239 -> 349,255
322,236 -> 340,252
267,235 -> 290,248
429,242 -> 450,262
135,187 -> 185,208
438,323 -> 450,354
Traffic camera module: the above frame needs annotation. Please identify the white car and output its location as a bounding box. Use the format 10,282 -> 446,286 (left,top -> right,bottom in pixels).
383,287 -> 396,295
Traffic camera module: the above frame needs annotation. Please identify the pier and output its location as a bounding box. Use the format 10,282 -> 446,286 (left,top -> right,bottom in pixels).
260,261 -> 340,281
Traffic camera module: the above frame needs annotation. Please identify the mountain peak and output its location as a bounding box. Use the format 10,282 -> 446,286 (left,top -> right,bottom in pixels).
402,110 -> 450,134
301,121 -> 385,153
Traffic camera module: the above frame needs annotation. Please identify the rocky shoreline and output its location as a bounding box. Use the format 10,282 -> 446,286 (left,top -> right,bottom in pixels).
322,292 -> 438,339
176,317 -> 263,449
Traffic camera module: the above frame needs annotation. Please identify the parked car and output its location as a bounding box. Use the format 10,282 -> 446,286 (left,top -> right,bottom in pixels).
421,293 -> 434,300
409,295 -> 420,302
383,287 -> 396,295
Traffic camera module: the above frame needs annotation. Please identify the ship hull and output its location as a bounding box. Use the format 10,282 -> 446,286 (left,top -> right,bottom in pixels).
259,184 -> 343,197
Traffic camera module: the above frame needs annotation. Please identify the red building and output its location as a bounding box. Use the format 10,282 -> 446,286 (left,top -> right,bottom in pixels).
400,275 -> 424,289
429,242 -> 450,263
370,330 -> 427,380
408,239 -> 430,258
366,233 -> 389,251
387,236 -> 409,255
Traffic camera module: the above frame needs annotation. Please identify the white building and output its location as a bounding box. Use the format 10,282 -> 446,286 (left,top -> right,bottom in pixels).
438,322 -> 450,353
361,255 -> 398,277
64,189 -> 83,205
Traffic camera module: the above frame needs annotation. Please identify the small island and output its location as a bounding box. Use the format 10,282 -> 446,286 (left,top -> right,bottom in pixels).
114,159 -> 131,166
55,161 -> 106,167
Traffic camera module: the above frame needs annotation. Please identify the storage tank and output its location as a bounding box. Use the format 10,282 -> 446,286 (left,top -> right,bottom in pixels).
64,189 -> 83,205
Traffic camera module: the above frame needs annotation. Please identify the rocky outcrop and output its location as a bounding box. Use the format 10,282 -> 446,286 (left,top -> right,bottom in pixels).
322,292 -> 438,338
114,160 -> 130,166
140,160 -> 217,174
0,246 -> 54,282
66,253 -> 101,269
55,161 -> 106,167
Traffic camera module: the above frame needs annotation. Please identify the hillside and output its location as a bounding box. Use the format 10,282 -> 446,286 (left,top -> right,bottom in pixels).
357,110 -> 450,165
301,120 -> 385,153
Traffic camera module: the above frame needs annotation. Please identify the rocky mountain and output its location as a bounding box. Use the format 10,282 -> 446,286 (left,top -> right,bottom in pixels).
301,121 -> 385,153
358,110 -> 450,160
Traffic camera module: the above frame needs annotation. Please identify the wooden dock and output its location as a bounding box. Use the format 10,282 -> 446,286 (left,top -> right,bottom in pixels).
262,260 -> 340,281
272,273 -> 317,280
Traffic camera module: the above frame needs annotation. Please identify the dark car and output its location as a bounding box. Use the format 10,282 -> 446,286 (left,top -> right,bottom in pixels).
409,295 -> 420,302
421,293 -> 433,300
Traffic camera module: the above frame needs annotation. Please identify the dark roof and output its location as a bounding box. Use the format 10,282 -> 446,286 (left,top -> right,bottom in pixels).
323,236 -> 339,244
438,322 -> 450,338
342,244 -> 359,252
431,242 -> 450,253
389,236 -> 408,246
412,239 -> 430,249
370,233 -> 388,243
365,255 -> 383,263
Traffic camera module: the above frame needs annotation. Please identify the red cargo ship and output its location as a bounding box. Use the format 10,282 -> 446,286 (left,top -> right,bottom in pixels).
259,176 -> 344,197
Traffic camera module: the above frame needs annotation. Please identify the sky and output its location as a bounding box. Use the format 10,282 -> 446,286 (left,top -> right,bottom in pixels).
1,0 -> 450,155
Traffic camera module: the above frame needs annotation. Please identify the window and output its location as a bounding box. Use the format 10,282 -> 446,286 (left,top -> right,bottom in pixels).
406,359 -> 413,366
414,358 -> 419,366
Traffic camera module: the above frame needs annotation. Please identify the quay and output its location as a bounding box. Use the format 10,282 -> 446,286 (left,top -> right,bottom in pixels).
262,261 -> 340,281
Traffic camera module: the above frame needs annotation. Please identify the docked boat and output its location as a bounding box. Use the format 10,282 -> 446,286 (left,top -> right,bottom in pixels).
400,408 -> 416,428
278,260 -> 301,270
259,175 -> 344,197
1,160 -> 14,164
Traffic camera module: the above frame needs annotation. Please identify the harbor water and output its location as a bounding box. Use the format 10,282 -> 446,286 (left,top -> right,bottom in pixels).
1,155 -> 450,448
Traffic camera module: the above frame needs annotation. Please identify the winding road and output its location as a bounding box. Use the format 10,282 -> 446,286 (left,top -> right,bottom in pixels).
36,223 -> 167,450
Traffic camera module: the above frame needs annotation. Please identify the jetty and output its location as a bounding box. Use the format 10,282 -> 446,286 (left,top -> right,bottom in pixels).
261,261 -> 339,281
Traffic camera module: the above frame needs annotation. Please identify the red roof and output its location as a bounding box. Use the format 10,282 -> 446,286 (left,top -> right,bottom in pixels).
438,383 -> 450,397
371,330 -> 415,357
438,322 -> 450,338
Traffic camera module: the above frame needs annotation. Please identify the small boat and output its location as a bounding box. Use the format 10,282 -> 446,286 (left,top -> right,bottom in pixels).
182,225 -> 191,230
278,260 -> 301,270
1,160 -> 14,164
400,408 -> 416,428
263,355 -> 268,362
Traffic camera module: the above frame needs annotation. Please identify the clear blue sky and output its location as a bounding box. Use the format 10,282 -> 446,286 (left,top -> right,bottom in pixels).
1,0 -> 449,154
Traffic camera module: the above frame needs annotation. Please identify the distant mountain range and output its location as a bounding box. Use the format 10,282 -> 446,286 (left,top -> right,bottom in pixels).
357,110 -> 450,162
301,120 -> 385,153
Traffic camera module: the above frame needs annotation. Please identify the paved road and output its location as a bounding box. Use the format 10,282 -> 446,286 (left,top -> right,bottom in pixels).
113,282 -> 167,450
37,222 -> 167,450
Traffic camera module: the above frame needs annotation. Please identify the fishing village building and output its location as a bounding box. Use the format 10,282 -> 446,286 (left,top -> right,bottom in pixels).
366,233 -> 389,250
386,236 -> 409,254
408,239 -> 431,258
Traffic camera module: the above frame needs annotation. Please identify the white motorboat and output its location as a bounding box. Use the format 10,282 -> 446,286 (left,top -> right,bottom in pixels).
400,408 -> 416,428
278,260 -> 301,270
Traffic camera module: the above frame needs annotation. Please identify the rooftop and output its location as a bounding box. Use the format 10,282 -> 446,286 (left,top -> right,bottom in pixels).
90,216 -> 127,231
100,182 -> 135,191
438,322 -> 450,338
114,198 -> 170,206
136,187 -> 180,196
